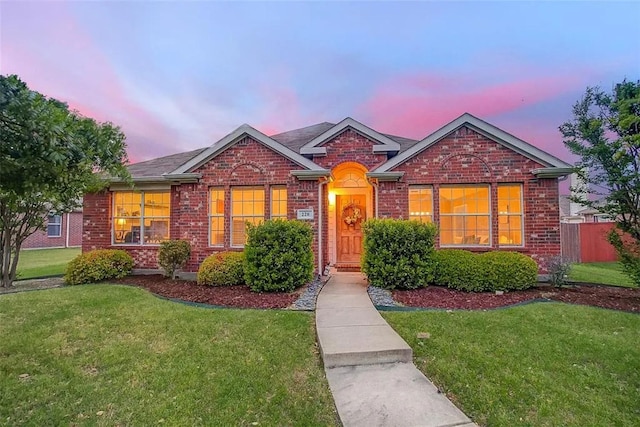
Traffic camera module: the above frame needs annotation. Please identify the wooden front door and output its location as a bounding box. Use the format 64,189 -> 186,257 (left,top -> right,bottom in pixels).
337,194 -> 366,265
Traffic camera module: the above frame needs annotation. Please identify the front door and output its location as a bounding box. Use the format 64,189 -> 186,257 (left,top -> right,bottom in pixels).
336,194 -> 366,265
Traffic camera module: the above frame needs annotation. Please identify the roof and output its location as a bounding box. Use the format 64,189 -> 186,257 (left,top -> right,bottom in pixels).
120,113 -> 571,180
127,148 -> 207,178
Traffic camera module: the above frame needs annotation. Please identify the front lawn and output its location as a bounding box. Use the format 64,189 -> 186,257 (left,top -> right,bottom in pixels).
16,247 -> 80,279
569,262 -> 636,287
0,285 -> 337,425
384,303 -> 640,427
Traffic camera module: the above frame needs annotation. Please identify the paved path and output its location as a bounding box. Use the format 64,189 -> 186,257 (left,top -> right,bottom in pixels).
316,272 -> 477,427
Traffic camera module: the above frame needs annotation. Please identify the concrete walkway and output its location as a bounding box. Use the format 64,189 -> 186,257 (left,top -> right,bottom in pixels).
316,272 -> 477,427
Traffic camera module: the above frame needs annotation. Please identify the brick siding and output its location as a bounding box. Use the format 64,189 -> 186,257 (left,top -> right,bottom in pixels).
82,126 -> 562,274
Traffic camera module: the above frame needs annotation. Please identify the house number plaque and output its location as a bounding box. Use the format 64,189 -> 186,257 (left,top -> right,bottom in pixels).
297,209 -> 314,220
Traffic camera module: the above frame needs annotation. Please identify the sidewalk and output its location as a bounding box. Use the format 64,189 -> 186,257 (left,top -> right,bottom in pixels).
316,272 -> 477,427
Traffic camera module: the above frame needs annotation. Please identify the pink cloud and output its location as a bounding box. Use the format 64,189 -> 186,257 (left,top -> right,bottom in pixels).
358,72 -> 590,141
1,3 -> 180,163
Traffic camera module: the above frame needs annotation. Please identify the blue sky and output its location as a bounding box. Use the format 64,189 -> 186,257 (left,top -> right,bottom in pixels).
1,1 -> 638,164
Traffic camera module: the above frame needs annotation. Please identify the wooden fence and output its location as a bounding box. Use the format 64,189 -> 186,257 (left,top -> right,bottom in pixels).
560,222 -> 618,263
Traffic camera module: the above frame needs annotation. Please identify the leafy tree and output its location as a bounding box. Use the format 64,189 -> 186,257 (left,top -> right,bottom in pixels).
0,74 -> 130,287
560,79 -> 640,285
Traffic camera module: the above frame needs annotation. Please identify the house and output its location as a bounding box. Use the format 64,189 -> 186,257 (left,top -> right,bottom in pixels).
23,209 -> 83,249
83,113 -> 573,275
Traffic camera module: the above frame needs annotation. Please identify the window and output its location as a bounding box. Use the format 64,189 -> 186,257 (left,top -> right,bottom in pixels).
498,184 -> 523,246
113,191 -> 170,245
209,188 -> 225,246
439,185 -> 490,246
408,186 -> 433,223
231,187 -> 264,246
47,214 -> 62,237
271,186 -> 287,219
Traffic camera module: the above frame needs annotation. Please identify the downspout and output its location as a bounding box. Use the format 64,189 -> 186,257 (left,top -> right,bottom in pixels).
65,212 -> 71,248
318,177 -> 329,277
368,178 -> 379,218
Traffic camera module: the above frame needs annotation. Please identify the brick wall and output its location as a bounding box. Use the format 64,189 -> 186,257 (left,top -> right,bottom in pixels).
82,126 -> 563,274
23,211 -> 83,249
379,126 -> 561,272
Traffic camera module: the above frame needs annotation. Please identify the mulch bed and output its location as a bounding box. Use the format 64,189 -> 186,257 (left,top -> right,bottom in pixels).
111,274 -> 639,313
393,283 -> 640,313
112,275 -> 299,309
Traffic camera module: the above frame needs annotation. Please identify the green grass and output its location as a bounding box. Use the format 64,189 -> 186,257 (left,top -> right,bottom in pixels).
384,304 -> 640,427
569,262 -> 636,287
15,247 -> 80,279
0,285 -> 337,425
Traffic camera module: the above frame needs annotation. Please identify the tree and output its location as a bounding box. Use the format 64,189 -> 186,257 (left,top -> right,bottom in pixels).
0,74 -> 130,287
560,79 -> 640,285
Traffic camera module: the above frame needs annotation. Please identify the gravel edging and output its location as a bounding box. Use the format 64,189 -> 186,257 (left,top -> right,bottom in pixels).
367,285 -> 400,307
291,276 -> 328,311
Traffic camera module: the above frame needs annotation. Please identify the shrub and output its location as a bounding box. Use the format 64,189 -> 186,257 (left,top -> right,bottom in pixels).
244,220 -> 313,292
65,249 -> 134,285
158,240 -> 191,279
197,252 -> 245,286
433,249 -> 486,291
608,229 -> 640,286
361,219 -> 438,290
547,256 -> 572,288
432,250 -> 538,292
479,251 -> 538,291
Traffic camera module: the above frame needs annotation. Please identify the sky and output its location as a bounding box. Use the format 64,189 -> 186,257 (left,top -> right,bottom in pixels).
1,1 -> 639,167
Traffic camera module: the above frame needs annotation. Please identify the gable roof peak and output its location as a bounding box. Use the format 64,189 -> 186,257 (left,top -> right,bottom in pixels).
169,122 -> 325,174
299,116 -> 401,155
374,112 -> 572,172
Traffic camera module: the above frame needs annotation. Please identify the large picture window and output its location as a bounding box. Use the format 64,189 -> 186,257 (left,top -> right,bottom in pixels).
113,191 -> 170,245
408,186 -> 433,223
439,185 -> 490,246
209,188 -> 225,246
271,186 -> 287,220
498,184 -> 524,246
231,187 -> 264,246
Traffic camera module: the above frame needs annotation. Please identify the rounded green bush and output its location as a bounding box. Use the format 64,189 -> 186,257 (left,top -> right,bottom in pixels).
361,219 -> 438,290
197,252 -> 245,286
65,249 -> 134,285
479,251 -> 538,291
433,249 -> 487,291
244,220 -> 313,292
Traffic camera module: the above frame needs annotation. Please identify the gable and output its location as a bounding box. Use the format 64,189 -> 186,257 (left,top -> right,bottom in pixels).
374,113 -> 573,176
169,124 -> 326,176
299,117 -> 400,155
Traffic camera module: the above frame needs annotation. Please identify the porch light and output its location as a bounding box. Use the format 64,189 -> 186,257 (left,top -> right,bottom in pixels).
328,192 -> 336,205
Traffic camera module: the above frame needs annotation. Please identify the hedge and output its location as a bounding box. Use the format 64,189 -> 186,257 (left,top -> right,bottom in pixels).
433,249 -> 538,291
197,252 -> 245,286
65,249 -> 134,285
244,219 -> 314,292
361,219 -> 438,290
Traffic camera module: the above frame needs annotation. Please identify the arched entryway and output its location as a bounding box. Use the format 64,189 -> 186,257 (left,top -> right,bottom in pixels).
327,162 -> 373,269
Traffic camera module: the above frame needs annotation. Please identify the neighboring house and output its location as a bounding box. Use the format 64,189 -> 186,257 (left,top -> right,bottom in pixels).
83,113 -> 573,274
22,209 -> 83,249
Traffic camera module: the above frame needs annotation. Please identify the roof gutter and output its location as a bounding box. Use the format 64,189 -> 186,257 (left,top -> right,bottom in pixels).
291,170 -> 331,180
532,167 -> 574,179
365,172 -> 404,181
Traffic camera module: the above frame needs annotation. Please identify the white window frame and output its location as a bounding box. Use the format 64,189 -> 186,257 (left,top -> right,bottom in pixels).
112,191 -> 170,246
270,186 -> 288,220
230,187 -> 265,248
498,183 -> 524,247
439,184 -> 491,247
408,185 -> 434,223
209,188 -> 225,247
47,214 -> 62,237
